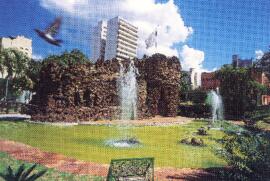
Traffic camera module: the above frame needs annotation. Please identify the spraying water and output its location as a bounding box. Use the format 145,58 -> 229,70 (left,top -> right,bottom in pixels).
207,88 -> 224,121
105,60 -> 140,148
118,60 -> 138,120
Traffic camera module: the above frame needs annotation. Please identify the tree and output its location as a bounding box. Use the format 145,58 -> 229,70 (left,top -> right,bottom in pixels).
0,48 -> 32,99
26,59 -> 42,91
254,51 -> 270,80
42,49 -> 89,67
179,71 -> 192,101
216,65 -> 267,119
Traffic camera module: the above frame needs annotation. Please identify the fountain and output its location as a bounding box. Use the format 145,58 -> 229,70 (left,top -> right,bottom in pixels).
106,59 -> 141,148
118,60 -> 138,120
206,88 -> 224,122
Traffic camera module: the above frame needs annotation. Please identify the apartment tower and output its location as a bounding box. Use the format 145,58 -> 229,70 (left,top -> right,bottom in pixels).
91,21 -> 107,61
105,17 -> 138,61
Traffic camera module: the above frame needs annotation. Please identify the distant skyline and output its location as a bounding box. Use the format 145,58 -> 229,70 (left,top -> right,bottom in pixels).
0,0 -> 269,71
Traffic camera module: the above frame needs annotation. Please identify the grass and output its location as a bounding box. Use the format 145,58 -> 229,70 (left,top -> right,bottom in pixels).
0,152 -> 104,181
0,120 -> 226,168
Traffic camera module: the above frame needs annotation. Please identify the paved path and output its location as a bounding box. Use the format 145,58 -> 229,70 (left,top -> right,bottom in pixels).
0,139 -> 216,180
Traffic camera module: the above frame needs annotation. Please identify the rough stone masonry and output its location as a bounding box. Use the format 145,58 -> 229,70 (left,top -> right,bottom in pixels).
29,54 -> 181,122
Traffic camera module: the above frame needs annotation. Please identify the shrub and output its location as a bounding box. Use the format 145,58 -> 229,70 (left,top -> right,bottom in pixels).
179,137 -> 204,147
219,132 -> 270,180
197,127 -> 208,135
178,104 -> 211,118
0,163 -> 47,181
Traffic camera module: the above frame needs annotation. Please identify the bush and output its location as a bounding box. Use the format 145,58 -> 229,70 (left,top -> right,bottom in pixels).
219,132 -> 270,180
186,90 -> 208,104
178,104 -> 211,118
244,105 -> 270,123
0,163 -> 47,181
179,137 -> 204,147
197,127 -> 208,135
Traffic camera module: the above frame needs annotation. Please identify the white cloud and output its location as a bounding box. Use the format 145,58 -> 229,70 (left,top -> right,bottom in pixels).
255,50 -> 264,60
40,0 -> 89,15
180,45 -> 205,71
32,54 -> 43,60
39,0 -> 194,58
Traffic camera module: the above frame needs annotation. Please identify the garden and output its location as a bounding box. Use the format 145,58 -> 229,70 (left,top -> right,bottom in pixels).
0,120 -> 226,169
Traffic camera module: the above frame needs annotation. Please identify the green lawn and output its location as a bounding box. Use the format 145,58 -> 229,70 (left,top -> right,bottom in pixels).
0,152 -> 104,181
0,120 -> 226,168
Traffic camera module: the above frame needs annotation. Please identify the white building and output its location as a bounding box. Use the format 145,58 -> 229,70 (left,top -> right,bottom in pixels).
190,68 -> 201,90
90,21 -> 107,61
103,17 -> 138,61
0,36 -> 32,58
0,36 -> 32,79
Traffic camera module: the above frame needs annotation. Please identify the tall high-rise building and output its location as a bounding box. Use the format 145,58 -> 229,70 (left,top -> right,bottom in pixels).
190,68 -> 201,90
90,21 -> 107,61
105,17 -> 138,61
0,36 -> 32,58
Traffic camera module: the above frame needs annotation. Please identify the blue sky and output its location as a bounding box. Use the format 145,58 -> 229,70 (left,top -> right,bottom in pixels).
0,0 -> 269,71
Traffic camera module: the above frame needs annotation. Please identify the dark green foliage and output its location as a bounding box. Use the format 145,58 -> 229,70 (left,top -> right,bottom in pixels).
42,49 -> 89,67
245,106 -> 270,123
219,132 -> 270,181
179,71 -> 191,100
26,59 -> 42,91
0,163 -> 47,181
0,78 -> 6,99
178,104 -> 211,118
216,65 -> 267,119
184,89 -> 208,104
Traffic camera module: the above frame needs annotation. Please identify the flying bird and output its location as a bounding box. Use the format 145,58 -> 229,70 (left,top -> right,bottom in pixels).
34,17 -> 63,47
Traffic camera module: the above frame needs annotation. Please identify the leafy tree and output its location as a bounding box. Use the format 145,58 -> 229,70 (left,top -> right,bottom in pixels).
26,59 -> 42,91
42,49 -> 89,67
0,163 -> 47,181
254,51 -> 270,74
216,65 -> 266,119
0,48 -> 32,99
179,71 -> 192,101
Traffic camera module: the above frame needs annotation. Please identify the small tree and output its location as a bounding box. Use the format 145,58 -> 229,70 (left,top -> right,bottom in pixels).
179,71 -> 192,101
216,65 -> 266,119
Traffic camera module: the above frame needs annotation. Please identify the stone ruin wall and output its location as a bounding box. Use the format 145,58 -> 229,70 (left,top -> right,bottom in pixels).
30,54 -> 181,122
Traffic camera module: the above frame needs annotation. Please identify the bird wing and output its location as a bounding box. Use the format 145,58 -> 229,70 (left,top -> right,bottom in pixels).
45,17 -> 62,37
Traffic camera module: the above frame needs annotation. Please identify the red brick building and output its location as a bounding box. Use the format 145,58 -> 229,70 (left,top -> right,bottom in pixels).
251,70 -> 270,105
201,72 -> 220,91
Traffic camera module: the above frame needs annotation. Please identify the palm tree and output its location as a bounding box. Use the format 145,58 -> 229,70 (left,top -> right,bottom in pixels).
0,163 -> 47,181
